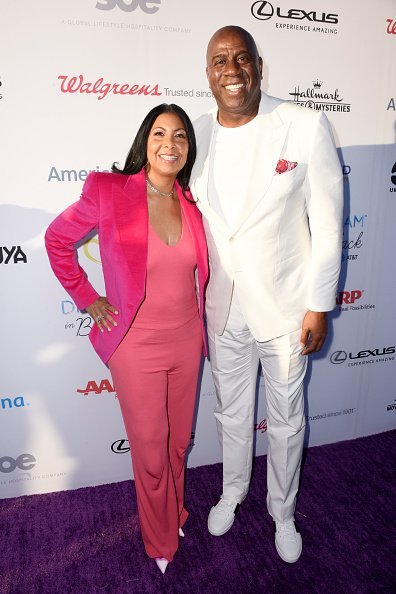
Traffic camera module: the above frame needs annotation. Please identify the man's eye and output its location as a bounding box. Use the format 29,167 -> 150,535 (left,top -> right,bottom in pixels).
214,59 -> 225,66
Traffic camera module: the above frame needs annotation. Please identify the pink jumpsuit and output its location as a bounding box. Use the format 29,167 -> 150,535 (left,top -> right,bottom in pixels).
108,211 -> 202,562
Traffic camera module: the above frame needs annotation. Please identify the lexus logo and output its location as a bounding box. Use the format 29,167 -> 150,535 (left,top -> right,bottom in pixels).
391,162 -> 396,186
111,439 -> 130,454
251,1 -> 274,20
330,351 -> 348,364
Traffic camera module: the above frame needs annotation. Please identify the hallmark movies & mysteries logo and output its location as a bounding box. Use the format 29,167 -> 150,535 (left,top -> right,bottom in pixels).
289,79 -> 350,112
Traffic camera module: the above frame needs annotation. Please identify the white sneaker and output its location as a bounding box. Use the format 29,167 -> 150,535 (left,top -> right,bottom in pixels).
208,498 -> 239,536
275,518 -> 302,563
155,557 -> 169,574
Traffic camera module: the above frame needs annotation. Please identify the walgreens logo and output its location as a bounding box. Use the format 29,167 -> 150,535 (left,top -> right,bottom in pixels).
58,75 -> 161,101
386,19 -> 396,34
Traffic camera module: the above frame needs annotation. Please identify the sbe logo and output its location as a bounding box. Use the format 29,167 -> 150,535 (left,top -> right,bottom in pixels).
0,454 -> 36,473
386,19 -> 396,34
96,0 -> 161,13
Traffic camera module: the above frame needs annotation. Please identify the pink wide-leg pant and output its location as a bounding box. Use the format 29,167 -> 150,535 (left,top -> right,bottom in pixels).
108,314 -> 202,561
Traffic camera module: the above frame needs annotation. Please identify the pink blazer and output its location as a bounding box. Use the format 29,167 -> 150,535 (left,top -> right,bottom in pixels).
45,169 -> 209,363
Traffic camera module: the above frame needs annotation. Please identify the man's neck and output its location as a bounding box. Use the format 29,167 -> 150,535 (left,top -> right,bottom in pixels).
217,103 -> 260,128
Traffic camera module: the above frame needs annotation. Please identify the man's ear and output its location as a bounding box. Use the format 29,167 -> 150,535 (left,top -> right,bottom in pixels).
259,57 -> 263,80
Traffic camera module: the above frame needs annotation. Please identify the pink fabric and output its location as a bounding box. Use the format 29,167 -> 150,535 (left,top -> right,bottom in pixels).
109,314 -> 202,561
45,169 -> 209,363
133,212 -> 198,329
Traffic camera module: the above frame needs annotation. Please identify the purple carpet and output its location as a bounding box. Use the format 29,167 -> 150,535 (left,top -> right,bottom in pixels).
1,430 -> 395,594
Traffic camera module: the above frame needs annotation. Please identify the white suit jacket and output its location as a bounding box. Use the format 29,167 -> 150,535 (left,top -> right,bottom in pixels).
190,92 -> 344,341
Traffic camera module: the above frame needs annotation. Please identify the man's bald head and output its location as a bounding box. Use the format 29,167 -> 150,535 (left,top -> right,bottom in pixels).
205,25 -> 263,126
206,26 -> 260,66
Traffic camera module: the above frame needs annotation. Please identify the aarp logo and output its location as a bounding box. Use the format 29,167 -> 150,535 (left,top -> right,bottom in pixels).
336,290 -> 363,305
77,379 -> 116,396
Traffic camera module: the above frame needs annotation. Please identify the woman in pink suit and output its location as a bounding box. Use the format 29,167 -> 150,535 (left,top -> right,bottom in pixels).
45,104 -> 208,574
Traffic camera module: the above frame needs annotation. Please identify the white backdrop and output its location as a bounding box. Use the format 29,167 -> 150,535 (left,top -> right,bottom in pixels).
1,0 -> 395,498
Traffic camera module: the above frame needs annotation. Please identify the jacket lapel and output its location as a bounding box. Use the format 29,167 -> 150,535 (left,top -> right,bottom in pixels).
112,169 -> 148,294
178,185 -> 209,285
192,92 -> 289,237
231,105 -> 289,236
191,110 -> 235,238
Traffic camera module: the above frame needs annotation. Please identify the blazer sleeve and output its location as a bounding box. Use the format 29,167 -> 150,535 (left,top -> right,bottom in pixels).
304,111 -> 344,312
45,172 -> 101,310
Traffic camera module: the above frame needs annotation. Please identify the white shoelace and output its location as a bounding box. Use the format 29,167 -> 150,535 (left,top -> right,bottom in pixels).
215,499 -> 236,518
276,519 -> 298,542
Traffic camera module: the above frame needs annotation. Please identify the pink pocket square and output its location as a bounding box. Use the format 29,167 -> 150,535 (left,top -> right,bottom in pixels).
275,159 -> 298,175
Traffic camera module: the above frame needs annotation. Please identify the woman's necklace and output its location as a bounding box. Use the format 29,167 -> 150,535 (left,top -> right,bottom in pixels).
146,175 -> 174,198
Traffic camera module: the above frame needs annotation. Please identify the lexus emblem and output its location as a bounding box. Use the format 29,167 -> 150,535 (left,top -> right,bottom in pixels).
330,351 -> 348,364
251,1 -> 274,20
111,439 -> 130,454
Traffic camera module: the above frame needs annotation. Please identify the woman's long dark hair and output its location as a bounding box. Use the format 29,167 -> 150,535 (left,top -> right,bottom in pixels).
112,103 -> 196,196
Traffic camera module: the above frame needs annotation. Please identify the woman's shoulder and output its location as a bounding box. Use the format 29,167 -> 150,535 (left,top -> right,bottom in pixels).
84,171 -> 129,193
87,170 -> 126,183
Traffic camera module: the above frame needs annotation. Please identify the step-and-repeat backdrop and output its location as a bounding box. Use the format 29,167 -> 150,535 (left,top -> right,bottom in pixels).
1,1 -> 395,498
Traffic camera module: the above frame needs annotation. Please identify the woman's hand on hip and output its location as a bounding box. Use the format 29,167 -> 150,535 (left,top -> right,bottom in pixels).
86,297 -> 119,333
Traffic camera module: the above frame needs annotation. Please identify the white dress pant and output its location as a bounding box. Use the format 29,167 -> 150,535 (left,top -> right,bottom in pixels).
207,291 -> 307,522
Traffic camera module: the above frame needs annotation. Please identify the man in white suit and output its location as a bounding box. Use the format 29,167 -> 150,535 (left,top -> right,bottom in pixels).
190,26 -> 343,563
